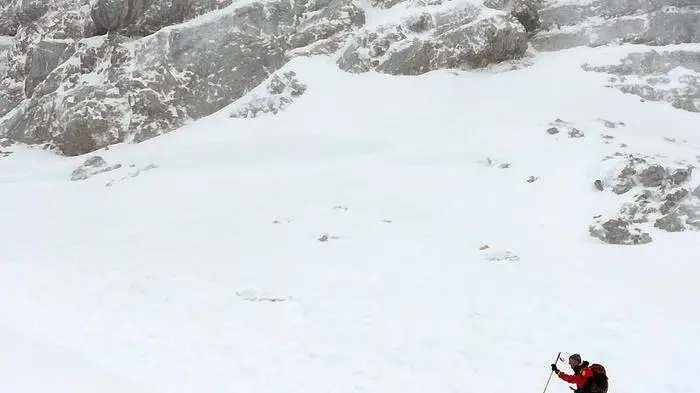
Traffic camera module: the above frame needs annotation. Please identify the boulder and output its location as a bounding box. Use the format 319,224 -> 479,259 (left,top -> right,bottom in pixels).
638,164 -> 666,187
589,218 -> 652,245
70,155 -> 122,180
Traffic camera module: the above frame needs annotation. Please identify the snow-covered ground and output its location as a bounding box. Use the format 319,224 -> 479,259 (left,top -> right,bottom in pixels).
1,44 -> 699,393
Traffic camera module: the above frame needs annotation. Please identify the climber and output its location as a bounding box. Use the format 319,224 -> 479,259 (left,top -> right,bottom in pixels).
551,354 -> 592,391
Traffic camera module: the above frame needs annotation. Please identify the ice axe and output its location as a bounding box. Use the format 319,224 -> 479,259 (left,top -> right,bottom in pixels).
542,352 -> 564,393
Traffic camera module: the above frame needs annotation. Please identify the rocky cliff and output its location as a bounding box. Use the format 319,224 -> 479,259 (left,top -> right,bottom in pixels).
0,0 -> 698,155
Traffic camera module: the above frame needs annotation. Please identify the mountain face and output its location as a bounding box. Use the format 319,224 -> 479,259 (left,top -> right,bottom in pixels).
0,0 -> 697,156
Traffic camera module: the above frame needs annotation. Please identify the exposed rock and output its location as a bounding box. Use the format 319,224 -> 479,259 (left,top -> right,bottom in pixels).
0,33 -> 12,57
229,70 -> 307,119
337,4 -> 528,75
90,0 -> 154,33
594,179 -> 604,191
484,0 -> 542,34
582,50 -> 700,113
90,0 -> 198,36
666,188 -> 689,203
638,164 -> 666,187
0,0 -> 95,118
612,178 -> 634,195
24,40 -> 75,98
0,1 -> 19,36
2,0 -> 695,157
609,156 -> 695,195
532,1 -> 700,51
671,167 -> 693,185
654,213 -> 686,232
568,127 -> 584,138
589,217 -> 652,245
546,118 -> 585,138
592,154 -> 700,242
70,155 -> 122,180
0,0 -> 364,155
318,233 -> 341,242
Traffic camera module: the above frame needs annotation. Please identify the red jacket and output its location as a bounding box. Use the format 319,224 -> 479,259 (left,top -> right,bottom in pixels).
557,367 -> 593,388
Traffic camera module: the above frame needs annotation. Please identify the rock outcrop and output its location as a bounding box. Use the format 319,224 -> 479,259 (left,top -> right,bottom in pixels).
337,3 -> 529,75
229,70 -> 307,119
484,0 -> 542,34
0,0 -> 364,155
590,154 -> 700,244
582,49 -> 700,113
1,0 -> 698,155
532,0 -> 700,51
545,118 -> 585,138
70,155 -> 122,180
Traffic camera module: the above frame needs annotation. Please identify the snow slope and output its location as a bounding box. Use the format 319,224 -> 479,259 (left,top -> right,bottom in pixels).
1,44 -> 700,393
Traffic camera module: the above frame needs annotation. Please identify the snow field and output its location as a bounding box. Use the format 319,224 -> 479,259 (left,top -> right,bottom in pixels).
1,43 -> 699,393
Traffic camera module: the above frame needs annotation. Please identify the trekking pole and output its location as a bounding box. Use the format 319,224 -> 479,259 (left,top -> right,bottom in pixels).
542,352 -> 563,393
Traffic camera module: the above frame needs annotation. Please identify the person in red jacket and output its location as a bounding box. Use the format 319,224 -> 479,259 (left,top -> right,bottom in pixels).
551,353 -> 593,392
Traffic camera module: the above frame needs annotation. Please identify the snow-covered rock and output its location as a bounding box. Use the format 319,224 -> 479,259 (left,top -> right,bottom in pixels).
0,0 -> 364,155
532,0 -> 700,51
337,4 -> 528,74
483,0 -> 542,34
545,118 -> 585,138
1,0 -> 697,155
590,154 -> 700,244
70,155 -> 122,180
0,36 -> 11,80
229,70 -> 307,119
582,49 -> 700,113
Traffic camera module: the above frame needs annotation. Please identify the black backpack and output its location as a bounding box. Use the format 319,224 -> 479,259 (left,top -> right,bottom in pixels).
582,363 -> 608,393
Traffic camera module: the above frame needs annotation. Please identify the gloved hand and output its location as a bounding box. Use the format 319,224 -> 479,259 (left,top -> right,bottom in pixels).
551,364 -> 560,373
